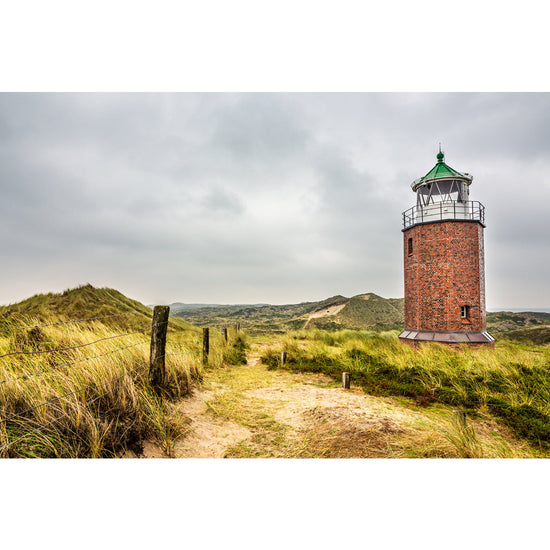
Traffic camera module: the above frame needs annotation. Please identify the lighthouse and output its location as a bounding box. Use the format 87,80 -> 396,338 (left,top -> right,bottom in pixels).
398,149 -> 494,347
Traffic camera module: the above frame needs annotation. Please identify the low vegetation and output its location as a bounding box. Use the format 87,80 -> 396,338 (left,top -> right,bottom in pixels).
262,329 -> 550,454
222,331 -> 250,365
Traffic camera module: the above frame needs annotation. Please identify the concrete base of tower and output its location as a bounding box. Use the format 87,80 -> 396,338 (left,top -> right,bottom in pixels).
399,329 -> 495,348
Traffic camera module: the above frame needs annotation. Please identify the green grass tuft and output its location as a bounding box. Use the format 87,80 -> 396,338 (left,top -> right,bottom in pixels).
262,329 -> 550,449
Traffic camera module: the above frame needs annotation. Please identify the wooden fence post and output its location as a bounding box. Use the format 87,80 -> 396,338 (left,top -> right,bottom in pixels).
342,372 -> 351,389
222,327 -> 228,342
149,305 -> 170,388
203,327 -> 210,364
281,351 -> 287,366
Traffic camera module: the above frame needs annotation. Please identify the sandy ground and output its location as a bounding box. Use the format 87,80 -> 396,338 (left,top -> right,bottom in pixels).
307,302 -> 347,320
127,341 -> 533,459
174,387 -> 252,458
164,344 -> 422,458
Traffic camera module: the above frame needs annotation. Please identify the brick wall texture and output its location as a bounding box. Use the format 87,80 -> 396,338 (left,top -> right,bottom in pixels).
403,221 -> 487,333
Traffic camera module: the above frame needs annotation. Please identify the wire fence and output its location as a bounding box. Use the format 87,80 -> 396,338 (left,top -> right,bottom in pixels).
0,311 -> 143,334
0,369 -> 137,454
0,306 -> 208,456
0,326 -> 153,360
0,341 -> 148,386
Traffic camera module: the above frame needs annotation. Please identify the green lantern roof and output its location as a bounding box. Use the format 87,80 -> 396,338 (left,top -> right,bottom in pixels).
411,150 -> 473,191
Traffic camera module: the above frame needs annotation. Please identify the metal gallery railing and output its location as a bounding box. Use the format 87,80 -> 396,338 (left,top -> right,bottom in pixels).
402,200 -> 485,230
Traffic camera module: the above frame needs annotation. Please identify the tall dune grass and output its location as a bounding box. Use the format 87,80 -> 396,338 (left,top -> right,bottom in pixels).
263,329 -> 550,451
0,318 -> 216,458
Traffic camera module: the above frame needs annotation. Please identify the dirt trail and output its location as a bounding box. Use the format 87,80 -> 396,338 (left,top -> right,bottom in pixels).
168,341 -> 429,458
174,387 -> 252,458
126,341 -> 534,459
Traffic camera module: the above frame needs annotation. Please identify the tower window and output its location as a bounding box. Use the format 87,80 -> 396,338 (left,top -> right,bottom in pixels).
408,237 -> 413,256
461,305 -> 470,319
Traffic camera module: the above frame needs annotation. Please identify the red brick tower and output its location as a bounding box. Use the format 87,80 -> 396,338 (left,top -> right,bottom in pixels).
399,149 -> 494,347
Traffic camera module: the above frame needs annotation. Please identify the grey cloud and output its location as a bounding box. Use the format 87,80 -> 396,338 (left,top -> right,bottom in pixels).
211,94 -> 310,160
200,187 -> 245,216
0,93 -> 549,308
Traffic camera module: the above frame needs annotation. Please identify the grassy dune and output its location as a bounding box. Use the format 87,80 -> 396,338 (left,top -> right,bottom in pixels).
1,284 -> 195,333
262,329 -> 550,455
0,321 -> 202,457
0,285 -> 236,458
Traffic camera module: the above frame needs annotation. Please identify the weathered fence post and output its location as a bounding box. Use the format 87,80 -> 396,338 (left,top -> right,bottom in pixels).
454,409 -> 467,427
149,305 -> 170,388
281,351 -> 287,366
222,327 -> 228,342
202,327 -> 210,365
342,372 -> 351,389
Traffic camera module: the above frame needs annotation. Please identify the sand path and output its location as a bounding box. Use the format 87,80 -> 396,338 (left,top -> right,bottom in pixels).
168,341 -> 416,458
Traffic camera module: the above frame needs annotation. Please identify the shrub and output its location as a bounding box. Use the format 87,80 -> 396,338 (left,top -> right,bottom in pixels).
223,333 -> 249,365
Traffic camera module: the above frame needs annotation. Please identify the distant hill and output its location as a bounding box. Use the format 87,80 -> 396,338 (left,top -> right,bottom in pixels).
171,293 -> 550,339
173,293 -> 404,333
496,325 -> 550,345
486,311 -> 550,333
168,302 -> 269,313
488,308 -> 550,314
486,311 -> 550,345
306,293 -> 404,331
0,284 -> 195,333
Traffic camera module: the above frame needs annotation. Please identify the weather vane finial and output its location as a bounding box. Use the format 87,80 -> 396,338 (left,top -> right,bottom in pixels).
437,143 -> 444,162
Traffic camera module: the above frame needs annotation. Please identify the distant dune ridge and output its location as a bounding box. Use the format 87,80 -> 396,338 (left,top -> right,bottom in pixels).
172,293 -> 550,343
171,293 -> 404,333
1,285 -> 549,344
304,293 -> 404,330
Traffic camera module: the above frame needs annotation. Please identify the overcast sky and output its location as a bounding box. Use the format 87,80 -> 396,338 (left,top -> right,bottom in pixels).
1,93 -> 549,308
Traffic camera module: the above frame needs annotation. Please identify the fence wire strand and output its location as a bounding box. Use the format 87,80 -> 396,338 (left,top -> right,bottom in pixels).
2,379 -> 109,426
0,369 -> 139,454
0,341 -> 149,386
0,357 -> 150,428
0,312 -> 146,334
0,321 -> 167,360
0,310 -> 192,454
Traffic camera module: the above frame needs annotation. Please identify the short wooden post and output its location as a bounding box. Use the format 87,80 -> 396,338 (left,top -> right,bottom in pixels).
281,351 -> 287,366
222,327 -> 228,342
149,305 -> 170,388
454,410 -> 467,427
342,372 -> 351,389
202,327 -> 210,365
